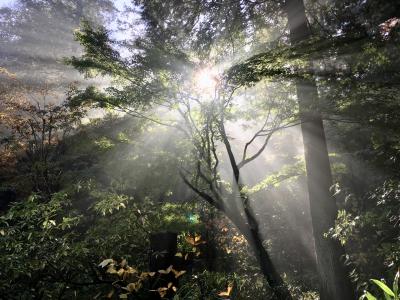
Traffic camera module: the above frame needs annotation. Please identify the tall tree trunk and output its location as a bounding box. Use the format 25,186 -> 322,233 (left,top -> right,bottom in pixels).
284,0 -> 354,299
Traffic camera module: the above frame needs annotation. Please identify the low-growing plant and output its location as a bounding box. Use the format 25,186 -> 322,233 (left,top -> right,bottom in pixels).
360,269 -> 399,300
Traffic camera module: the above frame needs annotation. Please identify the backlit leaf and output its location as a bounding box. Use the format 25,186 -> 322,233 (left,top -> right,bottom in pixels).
393,269 -> 399,298
158,265 -> 173,274
371,279 -> 395,297
99,258 -> 114,268
172,268 -> 186,279
218,284 -> 233,298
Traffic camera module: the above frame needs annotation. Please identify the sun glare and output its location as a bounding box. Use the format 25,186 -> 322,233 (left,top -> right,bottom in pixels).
194,67 -> 219,92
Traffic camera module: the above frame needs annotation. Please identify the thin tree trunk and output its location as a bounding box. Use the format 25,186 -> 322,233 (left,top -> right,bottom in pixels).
284,0 -> 354,299
228,209 -> 293,300
182,172 -> 292,299
217,120 -> 293,299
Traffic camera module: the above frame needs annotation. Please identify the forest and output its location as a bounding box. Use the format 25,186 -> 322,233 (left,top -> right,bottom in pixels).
0,0 -> 399,299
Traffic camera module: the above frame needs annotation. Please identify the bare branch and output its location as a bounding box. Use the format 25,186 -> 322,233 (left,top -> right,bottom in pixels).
180,171 -> 224,212
238,120 -> 301,168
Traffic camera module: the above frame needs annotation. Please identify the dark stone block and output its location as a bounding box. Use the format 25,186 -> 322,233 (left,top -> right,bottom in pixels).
149,232 -> 177,272
0,188 -> 16,212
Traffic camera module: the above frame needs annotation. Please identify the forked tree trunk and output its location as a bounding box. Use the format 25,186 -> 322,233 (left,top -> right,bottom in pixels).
217,121 -> 293,299
284,0 -> 355,299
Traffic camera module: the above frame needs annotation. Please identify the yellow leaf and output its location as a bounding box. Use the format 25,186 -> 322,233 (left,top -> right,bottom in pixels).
158,265 -> 173,274
139,271 -> 155,279
126,281 -> 142,292
186,234 -> 206,246
126,267 -> 138,274
117,268 -> 125,277
126,283 -> 135,292
106,265 -> 117,274
172,268 -> 186,279
175,252 -> 183,257
218,284 -> 233,297
157,287 -> 168,298
185,235 -> 195,245
120,259 -> 127,267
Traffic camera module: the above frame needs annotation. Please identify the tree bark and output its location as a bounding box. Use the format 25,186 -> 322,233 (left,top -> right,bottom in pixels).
218,120 -> 293,299
228,209 -> 293,300
183,174 -> 293,299
284,0 -> 355,299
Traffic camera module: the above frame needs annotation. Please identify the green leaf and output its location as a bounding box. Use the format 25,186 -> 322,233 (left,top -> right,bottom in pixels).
371,279 -> 395,297
366,291 -> 378,300
359,291 -> 377,300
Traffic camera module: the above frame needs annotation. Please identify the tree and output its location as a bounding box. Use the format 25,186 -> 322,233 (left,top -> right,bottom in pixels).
0,74 -> 86,197
66,15 -> 299,298
177,79 -> 299,299
64,0 -> 400,298
283,1 -> 354,299
0,112 -> 203,299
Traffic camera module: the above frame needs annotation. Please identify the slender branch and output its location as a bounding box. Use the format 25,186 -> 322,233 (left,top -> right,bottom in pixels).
180,171 -> 224,212
238,133 -> 273,169
242,106 -> 272,162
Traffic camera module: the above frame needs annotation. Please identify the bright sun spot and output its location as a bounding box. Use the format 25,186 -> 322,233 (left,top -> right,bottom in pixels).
194,67 -> 219,92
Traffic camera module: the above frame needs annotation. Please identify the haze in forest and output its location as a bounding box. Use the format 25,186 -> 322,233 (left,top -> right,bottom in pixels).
0,1 -> 399,300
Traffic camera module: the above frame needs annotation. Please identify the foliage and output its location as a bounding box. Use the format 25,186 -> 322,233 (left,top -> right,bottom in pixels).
327,180 -> 400,291
0,76 -> 86,196
1,0 -> 400,298
0,114 -> 204,298
360,270 -> 399,300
